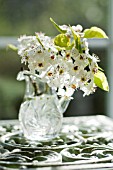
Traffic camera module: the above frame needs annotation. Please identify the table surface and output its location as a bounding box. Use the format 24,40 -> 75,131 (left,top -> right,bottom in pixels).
1,115 -> 113,170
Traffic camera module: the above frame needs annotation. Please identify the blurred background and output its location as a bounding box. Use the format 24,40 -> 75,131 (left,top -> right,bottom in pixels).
0,0 -> 113,119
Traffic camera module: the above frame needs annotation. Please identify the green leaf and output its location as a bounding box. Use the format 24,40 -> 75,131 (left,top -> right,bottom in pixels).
8,44 -> 18,51
98,66 -> 104,71
55,41 -> 74,51
70,27 -> 82,53
54,34 -> 70,47
66,41 -> 74,50
50,18 -> 67,34
70,26 -> 78,41
94,70 -> 109,91
35,33 -> 45,49
84,27 -> 108,39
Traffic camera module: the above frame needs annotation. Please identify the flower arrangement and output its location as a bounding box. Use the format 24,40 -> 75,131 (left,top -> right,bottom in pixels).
12,18 -> 109,99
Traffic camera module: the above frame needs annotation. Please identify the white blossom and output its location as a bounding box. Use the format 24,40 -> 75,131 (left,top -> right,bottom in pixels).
17,24 -> 101,99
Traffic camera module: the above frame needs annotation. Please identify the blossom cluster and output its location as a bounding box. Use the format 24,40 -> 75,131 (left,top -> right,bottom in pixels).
17,18 -> 108,99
